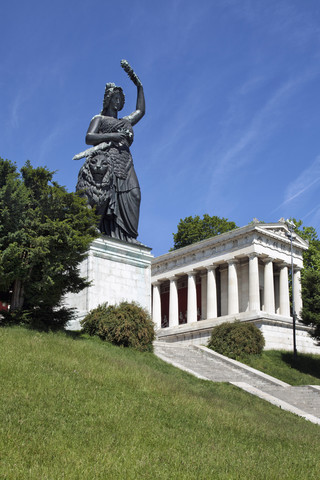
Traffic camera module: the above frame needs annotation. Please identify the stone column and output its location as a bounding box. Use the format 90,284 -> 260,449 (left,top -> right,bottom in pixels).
169,276 -> 179,327
227,260 -> 239,315
293,268 -> 302,318
187,271 -> 197,323
274,273 -> 280,314
248,254 -> 260,311
279,264 -> 290,317
263,258 -> 275,314
201,273 -> 207,320
206,265 -> 217,319
152,282 -> 162,329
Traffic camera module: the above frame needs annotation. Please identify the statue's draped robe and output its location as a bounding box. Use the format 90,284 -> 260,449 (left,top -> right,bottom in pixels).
77,115 -> 141,242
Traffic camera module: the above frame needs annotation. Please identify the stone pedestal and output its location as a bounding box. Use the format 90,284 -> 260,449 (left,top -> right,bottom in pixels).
64,237 -> 153,330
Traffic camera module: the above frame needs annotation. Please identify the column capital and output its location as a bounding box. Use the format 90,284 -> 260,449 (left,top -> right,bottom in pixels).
262,257 -> 273,264
206,264 -> 217,272
248,252 -> 259,260
279,262 -> 290,269
168,274 -> 179,281
227,258 -> 239,266
187,270 -> 197,278
152,280 -> 161,287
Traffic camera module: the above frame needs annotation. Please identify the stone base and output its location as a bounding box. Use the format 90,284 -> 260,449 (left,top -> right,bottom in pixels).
64,237 -> 153,330
156,311 -> 320,355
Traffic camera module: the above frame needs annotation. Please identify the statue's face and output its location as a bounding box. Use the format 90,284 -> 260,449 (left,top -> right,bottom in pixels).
110,91 -> 122,111
89,154 -> 110,184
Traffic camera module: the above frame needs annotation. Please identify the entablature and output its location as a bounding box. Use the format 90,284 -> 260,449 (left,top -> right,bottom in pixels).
152,221 -> 307,280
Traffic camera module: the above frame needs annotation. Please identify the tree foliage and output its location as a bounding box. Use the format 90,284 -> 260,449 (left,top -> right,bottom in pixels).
0,158 -> 98,328
171,214 -> 237,250
301,270 -> 320,344
292,219 -> 320,343
292,219 -> 320,272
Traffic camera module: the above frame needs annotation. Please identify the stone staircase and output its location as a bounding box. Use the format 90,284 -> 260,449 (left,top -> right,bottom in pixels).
154,341 -> 320,425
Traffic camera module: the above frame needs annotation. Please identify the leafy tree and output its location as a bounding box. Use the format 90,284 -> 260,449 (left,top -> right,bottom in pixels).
0,158 -> 98,328
301,270 -> 320,343
171,214 -> 237,250
291,219 -> 320,272
292,219 -> 320,343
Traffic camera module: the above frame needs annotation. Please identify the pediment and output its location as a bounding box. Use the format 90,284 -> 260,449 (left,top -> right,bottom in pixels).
255,223 -> 309,250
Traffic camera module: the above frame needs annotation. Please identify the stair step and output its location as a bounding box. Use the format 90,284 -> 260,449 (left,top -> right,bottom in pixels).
154,342 -> 320,424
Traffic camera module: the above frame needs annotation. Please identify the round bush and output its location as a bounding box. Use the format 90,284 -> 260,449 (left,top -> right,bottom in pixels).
81,303 -> 108,336
207,321 -> 265,359
81,302 -> 155,352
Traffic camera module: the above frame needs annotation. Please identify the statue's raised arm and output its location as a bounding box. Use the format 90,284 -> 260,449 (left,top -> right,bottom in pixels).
121,60 -> 145,126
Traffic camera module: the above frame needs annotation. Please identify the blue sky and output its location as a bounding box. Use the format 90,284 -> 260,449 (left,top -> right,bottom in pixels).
1,0 -> 320,256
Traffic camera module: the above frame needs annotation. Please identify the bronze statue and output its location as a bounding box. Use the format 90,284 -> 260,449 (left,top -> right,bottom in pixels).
74,60 -> 145,243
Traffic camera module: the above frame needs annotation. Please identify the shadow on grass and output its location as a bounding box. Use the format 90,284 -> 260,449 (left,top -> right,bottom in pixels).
1,317 -> 87,341
64,329 -> 84,340
281,351 -> 320,380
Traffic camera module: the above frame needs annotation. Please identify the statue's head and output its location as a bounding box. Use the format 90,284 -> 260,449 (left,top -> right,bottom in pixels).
101,83 -> 125,114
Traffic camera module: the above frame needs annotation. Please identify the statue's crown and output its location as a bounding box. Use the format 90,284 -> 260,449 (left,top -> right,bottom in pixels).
105,82 -> 116,90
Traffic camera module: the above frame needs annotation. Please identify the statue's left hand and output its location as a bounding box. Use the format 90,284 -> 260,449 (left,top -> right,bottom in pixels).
121,59 -> 142,87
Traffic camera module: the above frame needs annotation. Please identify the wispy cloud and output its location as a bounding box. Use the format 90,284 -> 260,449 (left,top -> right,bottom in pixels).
6,54 -> 73,132
224,0 -> 320,51
270,156 -> 320,237
304,202 -> 320,221
277,156 -> 320,209
8,88 -> 34,130
36,120 -> 72,166
9,91 -> 24,129
208,68 -> 319,186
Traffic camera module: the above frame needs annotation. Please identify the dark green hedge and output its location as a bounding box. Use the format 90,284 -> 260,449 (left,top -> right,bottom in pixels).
81,301 -> 155,352
208,321 -> 265,359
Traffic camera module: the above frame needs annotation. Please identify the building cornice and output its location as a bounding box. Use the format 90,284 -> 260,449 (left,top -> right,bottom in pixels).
152,222 -> 307,279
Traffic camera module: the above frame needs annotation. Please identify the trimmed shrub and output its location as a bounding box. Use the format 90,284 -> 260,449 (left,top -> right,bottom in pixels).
207,321 -> 265,359
81,302 -> 155,352
80,303 -> 108,336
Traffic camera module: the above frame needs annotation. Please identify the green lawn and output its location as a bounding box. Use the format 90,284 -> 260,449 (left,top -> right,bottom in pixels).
238,349 -> 320,386
1,327 -> 320,479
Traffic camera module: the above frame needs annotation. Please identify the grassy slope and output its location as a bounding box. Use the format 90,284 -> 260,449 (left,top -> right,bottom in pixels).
1,327 -> 320,480
238,350 -> 320,386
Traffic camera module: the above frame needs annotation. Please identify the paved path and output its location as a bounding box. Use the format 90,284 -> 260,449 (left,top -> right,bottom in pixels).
154,341 -> 320,425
